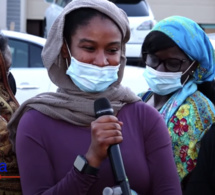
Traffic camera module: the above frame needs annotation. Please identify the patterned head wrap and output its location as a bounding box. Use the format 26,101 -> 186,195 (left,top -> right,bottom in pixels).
147,16 -> 215,126
152,15 -> 215,83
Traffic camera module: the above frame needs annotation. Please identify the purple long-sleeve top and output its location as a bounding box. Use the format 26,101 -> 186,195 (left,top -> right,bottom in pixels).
16,101 -> 182,195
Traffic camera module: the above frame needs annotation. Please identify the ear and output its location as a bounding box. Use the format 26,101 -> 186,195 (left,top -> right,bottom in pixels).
61,41 -> 70,59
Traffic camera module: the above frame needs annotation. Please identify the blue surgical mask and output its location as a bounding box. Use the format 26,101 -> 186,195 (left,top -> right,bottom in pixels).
143,61 -> 195,95
65,44 -> 120,93
143,66 -> 184,95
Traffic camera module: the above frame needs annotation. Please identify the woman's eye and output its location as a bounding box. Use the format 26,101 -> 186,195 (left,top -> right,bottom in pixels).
83,46 -> 94,51
108,48 -> 119,53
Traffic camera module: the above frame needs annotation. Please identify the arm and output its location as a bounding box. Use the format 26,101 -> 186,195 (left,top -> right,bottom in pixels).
144,109 -> 182,195
16,110 -> 98,195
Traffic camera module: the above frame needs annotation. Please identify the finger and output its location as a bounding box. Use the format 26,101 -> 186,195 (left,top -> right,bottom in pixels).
93,129 -> 123,146
91,121 -> 122,132
100,122 -> 122,130
101,135 -> 123,146
95,115 -> 120,123
96,129 -> 122,138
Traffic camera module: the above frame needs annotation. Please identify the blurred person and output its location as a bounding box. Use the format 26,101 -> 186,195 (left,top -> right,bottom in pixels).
7,0 -> 182,194
0,33 -> 17,96
183,123 -> 215,194
197,81 -> 215,105
138,15 -> 215,188
0,33 -> 22,194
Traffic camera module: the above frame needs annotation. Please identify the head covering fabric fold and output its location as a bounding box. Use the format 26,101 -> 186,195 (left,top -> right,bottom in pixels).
8,0 -> 141,148
44,0 -> 131,88
152,15 -> 215,83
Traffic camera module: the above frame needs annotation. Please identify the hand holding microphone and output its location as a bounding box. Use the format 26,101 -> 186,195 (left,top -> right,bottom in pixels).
93,97 -> 131,195
85,99 -> 123,168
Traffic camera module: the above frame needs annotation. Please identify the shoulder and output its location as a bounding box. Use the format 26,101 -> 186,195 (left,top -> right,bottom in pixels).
120,102 -> 172,153
187,90 -> 215,112
189,90 -> 213,102
172,90 -> 215,126
19,109 -> 53,125
120,101 -> 160,116
16,109 -> 67,150
118,101 -> 167,131
17,109 -> 58,138
138,91 -> 152,102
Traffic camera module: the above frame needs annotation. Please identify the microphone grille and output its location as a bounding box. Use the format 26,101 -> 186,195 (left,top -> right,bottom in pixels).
94,97 -> 113,118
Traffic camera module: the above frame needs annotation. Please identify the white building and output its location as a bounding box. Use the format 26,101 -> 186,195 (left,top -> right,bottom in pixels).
147,0 -> 215,33
0,0 -> 49,35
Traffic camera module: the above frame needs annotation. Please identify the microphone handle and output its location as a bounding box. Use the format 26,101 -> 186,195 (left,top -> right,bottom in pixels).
120,180 -> 132,195
108,144 -> 131,195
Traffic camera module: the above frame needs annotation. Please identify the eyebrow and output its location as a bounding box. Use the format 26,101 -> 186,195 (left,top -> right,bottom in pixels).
79,38 -> 121,46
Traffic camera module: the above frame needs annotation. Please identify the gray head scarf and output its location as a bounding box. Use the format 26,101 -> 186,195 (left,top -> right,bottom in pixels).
8,0 -> 141,147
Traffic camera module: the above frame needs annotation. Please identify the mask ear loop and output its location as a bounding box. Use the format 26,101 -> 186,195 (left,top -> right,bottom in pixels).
182,74 -> 190,86
64,38 -> 72,69
65,58 -> 69,68
182,61 -> 196,85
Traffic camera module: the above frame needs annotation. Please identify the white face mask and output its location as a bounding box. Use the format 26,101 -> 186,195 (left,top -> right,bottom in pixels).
143,61 -> 195,95
65,44 -> 120,93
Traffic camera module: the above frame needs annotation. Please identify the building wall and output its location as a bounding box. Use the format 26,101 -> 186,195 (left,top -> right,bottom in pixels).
1,0 -> 215,34
20,0 -> 27,32
0,0 -> 26,32
7,0 -> 21,31
27,0 -> 50,20
147,0 -> 215,24
25,0 -> 50,36
0,0 -> 7,30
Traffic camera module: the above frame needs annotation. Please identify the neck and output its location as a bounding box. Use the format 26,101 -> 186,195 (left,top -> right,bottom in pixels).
147,93 -> 172,111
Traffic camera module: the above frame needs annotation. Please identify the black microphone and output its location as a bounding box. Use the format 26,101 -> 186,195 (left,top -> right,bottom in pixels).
94,97 -> 131,195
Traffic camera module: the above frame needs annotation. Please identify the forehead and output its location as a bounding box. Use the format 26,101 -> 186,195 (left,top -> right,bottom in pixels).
72,16 -> 122,41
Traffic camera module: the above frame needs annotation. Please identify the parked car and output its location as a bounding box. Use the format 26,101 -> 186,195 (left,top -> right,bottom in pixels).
43,0 -> 156,66
1,30 -> 57,104
1,30 -> 148,104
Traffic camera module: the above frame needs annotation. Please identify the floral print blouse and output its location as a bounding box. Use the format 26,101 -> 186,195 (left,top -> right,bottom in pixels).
139,90 -> 215,181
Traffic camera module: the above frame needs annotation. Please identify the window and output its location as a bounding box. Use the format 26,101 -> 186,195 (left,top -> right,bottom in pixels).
8,39 -> 28,68
115,1 -> 149,16
8,38 -> 44,68
29,44 -> 44,68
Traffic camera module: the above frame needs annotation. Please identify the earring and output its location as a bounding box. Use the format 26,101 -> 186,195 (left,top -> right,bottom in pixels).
66,58 -> 69,68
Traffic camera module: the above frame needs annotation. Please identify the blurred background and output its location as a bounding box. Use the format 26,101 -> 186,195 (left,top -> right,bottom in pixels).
0,0 -> 215,37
